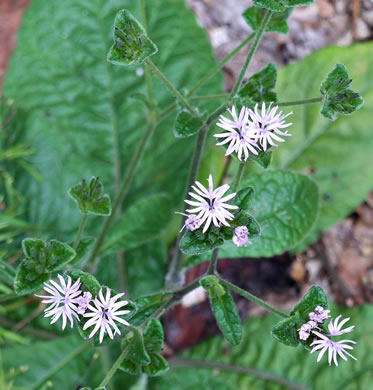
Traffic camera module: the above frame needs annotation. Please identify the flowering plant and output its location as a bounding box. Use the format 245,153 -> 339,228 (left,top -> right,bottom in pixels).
1,0 -> 369,389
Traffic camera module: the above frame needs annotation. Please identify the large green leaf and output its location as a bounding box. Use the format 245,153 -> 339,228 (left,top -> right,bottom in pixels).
102,194 -> 172,255
186,171 -> 318,265
273,43 -> 373,236
151,305 -> 373,390
3,0 -> 223,237
1,336 -> 104,390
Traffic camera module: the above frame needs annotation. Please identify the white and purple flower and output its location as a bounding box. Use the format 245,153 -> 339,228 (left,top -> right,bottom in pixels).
215,106 -> 259,161
35,274 -> 82,330
184,174 -> 239,233
83,288 -> 130,344
248,103 -> 292,151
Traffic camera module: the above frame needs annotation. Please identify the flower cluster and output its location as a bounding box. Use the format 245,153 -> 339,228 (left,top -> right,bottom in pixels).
232,226 -> 249,247
298,305 -> 330,340
298,306 -> 357,366
36,274 -> 130,343
215,103 -> 292,161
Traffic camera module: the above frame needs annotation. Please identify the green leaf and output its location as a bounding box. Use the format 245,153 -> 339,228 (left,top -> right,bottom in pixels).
144,319 -> 164,354
121,319 -> 167,377
248,148 -> 273,169
1,336 -> 102,390
64,268 -> 101,296
4,0 -> 223,236
253,0 -> 313,12
290,285 -> 328,321
130,292 -> 172,327
103,194 -> 173,255
243,6 -> 293,34
206,283 -> 242,345
68,237 -> 95,266
0,259 -> 16,287
271,314 -> 303,347
14,265 -> 50,295
174,109 -> 204,138
275,43 -> 373,241
186,171 -> 318,266
320,64 -> 364,120
180,227 -> 225,256
14,238 -> 76,294
107,9 -> 158,66
233,186 -> 255,211
120,359 -> 142,375
69,177 -> 111,216
151,305 -> 373,390
143,353 -> 169,377
237,63 -> 277,105
122,328 -> 151,366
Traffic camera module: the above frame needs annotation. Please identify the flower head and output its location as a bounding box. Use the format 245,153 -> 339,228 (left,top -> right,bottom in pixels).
232,226 -> 249,247
311,331 -> 357,367
248,103 -> 292,151
83,288 -> 130,343
327,315 -> 355,336
298,320 -> 318,341
76,291 -> 92,315
215,106 -> 259,161
184,174 -> 239,233
36,274 -> 82,330
176,212 -> 203,232
309,306 -> 330,323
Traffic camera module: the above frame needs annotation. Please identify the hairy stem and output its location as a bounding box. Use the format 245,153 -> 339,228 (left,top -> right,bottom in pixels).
98,345 -> 130,388
145,58 -> 199,115
277,96 -> 323,107
229,10 -> 273,99
231,161 -> 246,192
86,122 -> 156,268
166,105 -> 228,287
207,248 -> 220,275
188,33 -> 255,96
218,277 -> 288,318
73,214 -> 88,250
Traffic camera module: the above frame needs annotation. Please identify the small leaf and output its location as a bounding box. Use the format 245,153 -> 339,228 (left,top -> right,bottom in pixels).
290,286 -> 328,321
174,109 -> 204,138
207,283 -> 242,345
243,6 -> 293,34
14,238 -> 75,294
320,64 -> 364,121
233,186 -> 255,210
237,63 -> 277,106
179,228 -> 225,255
130,292 -> 172,327
144,319 -> 164,354
14,264 -> 50,295
271,314 -> 303,347
249,148 -> 273,169
65,269 -> 101,296
229,211 -> 261,236
107,9 -> 158,66
120,359 -> 142,375
143,353 -> 169,376
254,0 -> 313,12
69,177 -> 111,216
122,328 -> 151,366
68,238 -> 95,266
